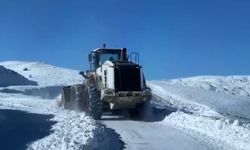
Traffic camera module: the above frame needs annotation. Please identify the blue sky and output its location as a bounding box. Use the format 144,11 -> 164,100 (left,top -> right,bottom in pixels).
0,0 -> 250,79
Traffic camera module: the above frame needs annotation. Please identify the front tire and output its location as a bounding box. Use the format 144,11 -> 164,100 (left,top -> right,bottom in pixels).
84,84 -> 103,120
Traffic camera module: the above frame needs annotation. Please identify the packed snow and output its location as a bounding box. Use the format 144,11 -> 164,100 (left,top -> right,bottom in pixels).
0,60 -> 250,150
164,111 -> 250,150
102,118 -> 215,150
28,110 -> 96,150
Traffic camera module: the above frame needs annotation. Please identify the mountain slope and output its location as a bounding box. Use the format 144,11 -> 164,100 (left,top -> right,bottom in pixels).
0,65 -> 37,87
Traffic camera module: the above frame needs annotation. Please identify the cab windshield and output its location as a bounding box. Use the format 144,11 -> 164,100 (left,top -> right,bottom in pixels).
99,51 -> 121,64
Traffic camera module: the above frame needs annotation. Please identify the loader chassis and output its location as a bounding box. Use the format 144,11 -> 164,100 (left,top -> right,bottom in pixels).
61,47 -> 151,119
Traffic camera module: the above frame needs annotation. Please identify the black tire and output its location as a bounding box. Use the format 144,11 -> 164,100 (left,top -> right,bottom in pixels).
84,83 -> 103,120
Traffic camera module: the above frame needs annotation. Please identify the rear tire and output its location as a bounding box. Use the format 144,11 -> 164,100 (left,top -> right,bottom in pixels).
129,101 -> 152,120
84,83 -> 103,120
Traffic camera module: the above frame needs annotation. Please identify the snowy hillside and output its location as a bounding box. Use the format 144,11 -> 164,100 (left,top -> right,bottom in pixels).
163,76 -> 250,97
0,61 -> 83,86
0,65 -> 37,87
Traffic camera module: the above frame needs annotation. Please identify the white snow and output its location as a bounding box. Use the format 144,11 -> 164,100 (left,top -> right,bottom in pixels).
149,81 -> 250,119
28,110 -> 96,150
163,111 -> 250,150
162,76 -> 250,97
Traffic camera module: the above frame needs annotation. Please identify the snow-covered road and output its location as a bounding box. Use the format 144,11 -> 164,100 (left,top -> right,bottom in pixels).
102,116 -> 213,150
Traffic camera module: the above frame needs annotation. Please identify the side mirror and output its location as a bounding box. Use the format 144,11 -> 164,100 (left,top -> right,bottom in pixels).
79,71 -> 89,79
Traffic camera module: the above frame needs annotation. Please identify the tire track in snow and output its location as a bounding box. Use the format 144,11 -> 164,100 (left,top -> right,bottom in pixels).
99,105 -> 214,150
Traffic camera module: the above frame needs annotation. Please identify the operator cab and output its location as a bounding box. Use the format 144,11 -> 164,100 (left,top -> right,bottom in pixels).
88,48 -> 128,70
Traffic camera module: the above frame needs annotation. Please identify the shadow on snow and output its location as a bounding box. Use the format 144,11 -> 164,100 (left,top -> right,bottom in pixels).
0,109 -> 55,150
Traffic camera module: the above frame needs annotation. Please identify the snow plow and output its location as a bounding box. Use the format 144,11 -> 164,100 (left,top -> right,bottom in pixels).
61,46 -> 152,119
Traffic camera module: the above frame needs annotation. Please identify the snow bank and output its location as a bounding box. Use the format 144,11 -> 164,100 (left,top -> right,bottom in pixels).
163,111 -> 250,150
0,92 -> 97,150
0,61 -> 83,86
149,81 -> 250,119
149,76 -> 250,150
0,65 -> 37,87
27,110 -> 96,150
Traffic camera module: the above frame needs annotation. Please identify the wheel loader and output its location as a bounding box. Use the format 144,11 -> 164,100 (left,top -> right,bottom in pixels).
61,46 -> 152,119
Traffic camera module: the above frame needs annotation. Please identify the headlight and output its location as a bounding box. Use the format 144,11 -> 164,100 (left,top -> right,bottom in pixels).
144,87 -> 151,93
